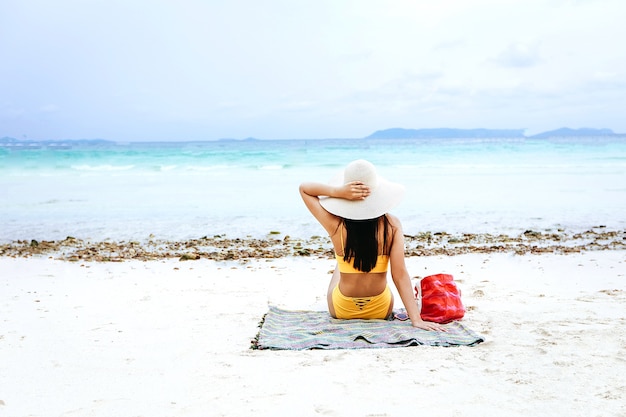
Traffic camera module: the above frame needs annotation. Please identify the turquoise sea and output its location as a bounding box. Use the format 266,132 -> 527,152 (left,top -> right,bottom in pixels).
1,137 -> 625,243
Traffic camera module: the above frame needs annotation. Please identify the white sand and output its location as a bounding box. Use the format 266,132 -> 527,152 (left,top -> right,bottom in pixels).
1,251 -> 625,417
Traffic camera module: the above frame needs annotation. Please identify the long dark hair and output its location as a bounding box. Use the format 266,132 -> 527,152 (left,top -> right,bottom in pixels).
343,215 -> 392,272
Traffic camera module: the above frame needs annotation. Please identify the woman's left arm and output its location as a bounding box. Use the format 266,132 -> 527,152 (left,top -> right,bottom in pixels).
388,216 -> 446,332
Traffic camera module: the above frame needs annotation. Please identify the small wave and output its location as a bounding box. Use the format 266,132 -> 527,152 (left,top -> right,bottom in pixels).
185,164 -> 239,171
158,165 -> 178,172
259,164 -> 284,170
38,199 -> 86,205
71,164 -> 135,171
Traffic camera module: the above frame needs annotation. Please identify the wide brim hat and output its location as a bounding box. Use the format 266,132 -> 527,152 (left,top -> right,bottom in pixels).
319,159 -> 405,220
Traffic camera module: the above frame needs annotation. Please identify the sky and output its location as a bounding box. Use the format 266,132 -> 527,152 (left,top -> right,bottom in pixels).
1,0 -> 626,141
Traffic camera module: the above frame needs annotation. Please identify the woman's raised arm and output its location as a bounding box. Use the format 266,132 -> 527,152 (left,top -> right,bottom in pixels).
299,181 -> 370,234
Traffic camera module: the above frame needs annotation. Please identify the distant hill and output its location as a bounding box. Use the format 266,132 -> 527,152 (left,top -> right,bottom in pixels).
0,137 -> 114,147
528,127 -> 615,139
365,127 -> 622,139
366,128 -> 526,139
0,136 -> 19,143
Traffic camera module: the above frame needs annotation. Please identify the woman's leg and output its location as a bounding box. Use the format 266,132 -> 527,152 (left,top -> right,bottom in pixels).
326,265 -> 340,318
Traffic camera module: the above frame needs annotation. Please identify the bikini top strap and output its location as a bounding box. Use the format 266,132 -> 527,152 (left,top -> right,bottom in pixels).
340,225 -> 345,252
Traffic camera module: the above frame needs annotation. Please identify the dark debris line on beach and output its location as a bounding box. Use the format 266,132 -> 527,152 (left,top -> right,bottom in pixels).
1,228 -> 625,263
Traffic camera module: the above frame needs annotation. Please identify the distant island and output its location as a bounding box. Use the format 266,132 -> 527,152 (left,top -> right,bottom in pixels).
366,127 -> 619,139
526,127 -> 615,139
0,137 -> 114,148
1,127 -> 623,146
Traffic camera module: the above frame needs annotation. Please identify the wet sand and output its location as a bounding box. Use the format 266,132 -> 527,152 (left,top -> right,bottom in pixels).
2,227 -> 624,262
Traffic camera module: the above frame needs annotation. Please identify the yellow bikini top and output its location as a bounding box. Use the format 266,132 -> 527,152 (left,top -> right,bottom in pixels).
335,227 -> 389,274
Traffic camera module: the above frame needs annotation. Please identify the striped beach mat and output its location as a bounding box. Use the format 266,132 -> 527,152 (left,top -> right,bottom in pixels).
252,306 -> 484,350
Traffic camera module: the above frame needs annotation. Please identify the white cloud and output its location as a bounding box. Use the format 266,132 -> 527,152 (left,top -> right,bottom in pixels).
40,104 -> 60,113
493,43 -> 541,68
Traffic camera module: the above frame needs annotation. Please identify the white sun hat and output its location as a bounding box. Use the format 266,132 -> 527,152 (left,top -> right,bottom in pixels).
319,159 -> 405,220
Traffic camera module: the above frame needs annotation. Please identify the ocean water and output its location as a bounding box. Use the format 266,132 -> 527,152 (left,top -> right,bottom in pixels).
1,137 -> 625,243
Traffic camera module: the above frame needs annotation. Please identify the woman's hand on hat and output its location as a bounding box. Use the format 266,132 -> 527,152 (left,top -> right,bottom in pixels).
338,181 -> 370,201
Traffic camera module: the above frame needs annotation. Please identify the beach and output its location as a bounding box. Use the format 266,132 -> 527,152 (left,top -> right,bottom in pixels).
1,137 -> 625,415
4,0 -> 626,413
1,244 -> 624,416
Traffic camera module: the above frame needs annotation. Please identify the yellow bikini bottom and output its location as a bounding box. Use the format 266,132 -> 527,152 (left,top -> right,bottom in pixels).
331,284 -> 392,320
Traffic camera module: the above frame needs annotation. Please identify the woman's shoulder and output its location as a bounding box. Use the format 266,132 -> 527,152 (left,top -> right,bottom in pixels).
385,213 -> 403,228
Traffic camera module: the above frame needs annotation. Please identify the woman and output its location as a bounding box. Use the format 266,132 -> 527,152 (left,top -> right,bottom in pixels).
299,159 -> 445,331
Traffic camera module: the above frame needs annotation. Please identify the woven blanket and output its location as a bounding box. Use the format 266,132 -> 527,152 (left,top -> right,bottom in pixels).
253,306 -> 484,350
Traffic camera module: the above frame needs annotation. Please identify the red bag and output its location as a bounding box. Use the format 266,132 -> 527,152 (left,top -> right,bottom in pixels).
415,274 -> 465,324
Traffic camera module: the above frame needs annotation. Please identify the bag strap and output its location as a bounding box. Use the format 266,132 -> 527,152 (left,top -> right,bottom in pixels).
413,277 -> 423,312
